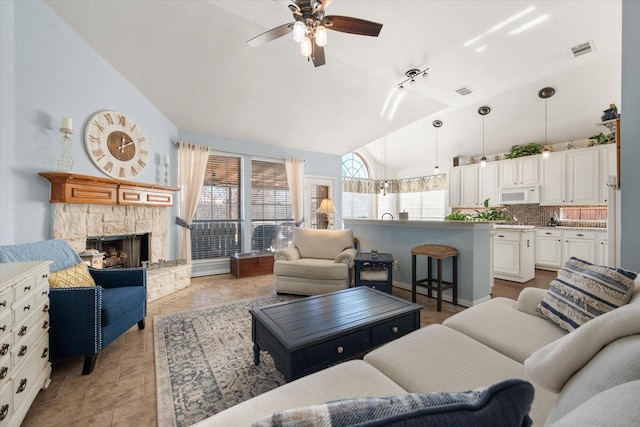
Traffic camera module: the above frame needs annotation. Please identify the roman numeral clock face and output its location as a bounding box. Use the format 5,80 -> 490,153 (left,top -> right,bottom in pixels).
84,111 -> 150,179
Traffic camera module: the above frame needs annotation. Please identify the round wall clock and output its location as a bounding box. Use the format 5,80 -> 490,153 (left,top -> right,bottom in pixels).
84,111 -> 150,180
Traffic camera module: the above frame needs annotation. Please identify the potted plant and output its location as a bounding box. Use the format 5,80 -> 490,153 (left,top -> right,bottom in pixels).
503,143 -> 543,159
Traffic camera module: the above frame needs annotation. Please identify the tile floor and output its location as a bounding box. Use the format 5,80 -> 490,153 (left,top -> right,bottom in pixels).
21,270 -> 554,426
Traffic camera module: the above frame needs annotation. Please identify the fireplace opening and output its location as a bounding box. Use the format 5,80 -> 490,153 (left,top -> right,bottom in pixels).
86,234 -> 149,269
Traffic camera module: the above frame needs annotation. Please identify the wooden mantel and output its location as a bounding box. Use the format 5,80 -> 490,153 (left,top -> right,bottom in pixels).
39,172 -> 180,207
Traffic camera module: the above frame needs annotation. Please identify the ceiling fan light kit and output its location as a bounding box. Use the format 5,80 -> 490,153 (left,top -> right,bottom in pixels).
248,0 -> 382,67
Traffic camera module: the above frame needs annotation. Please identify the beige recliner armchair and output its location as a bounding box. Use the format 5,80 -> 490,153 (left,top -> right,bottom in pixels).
274,228 -> 358,295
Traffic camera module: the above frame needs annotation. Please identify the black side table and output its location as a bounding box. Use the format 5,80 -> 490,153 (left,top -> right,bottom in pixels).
354,252 -> 394,294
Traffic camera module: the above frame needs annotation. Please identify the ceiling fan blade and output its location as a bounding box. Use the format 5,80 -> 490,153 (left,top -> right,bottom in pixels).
247,22 -> 294,47
311,43 -> 326,67
324,16 -> 382,37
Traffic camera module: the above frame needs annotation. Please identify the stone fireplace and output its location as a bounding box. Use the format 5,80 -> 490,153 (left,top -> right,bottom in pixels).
50,203 -> 191,301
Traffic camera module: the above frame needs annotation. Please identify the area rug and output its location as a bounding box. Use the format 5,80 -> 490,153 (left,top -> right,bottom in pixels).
154,294 -> 298,427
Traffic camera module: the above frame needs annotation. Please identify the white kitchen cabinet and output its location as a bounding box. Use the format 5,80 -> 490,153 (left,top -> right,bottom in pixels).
493,229 -> 535,282
448,165 -> 482,208
460,164 -> 480,206
596,230 -> 609,266
568,149 -> 600,204
540,152 -> 567,204
563,229 -> 597,264
499,157 -> 539,187
599,144 -> 617,203
480,162 -> 499,206
0,261 -> 51,427
541,149 -> 600,205
535,228 -> 563,269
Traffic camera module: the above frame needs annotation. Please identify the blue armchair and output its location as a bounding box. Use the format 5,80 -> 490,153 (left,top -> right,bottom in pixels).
0,239 -> 147,374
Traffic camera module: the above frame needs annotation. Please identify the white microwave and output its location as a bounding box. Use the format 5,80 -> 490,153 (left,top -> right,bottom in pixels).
499,185 -> 540,205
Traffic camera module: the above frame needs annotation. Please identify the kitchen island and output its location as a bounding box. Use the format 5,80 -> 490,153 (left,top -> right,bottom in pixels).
343,219 -> 492,306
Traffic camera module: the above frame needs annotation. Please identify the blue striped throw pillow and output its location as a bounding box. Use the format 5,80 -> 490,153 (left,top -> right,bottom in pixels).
537,257 -> 637,332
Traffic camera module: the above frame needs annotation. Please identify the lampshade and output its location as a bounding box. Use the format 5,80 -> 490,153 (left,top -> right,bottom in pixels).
315,26 -> 327,46
292,21 -> 305,43
300,36 -> 312,57
317,198 -> 337,214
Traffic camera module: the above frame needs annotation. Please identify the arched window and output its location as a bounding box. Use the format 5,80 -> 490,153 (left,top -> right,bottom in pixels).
341,152 -> 370,179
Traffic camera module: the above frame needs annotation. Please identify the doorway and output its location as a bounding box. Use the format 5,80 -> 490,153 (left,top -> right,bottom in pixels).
305,176 -> 335,229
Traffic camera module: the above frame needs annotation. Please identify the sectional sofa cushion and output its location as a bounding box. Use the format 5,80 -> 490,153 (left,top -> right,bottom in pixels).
443,297 -> 567,364
292,228 -> 354,260
48,262 -> 96,288
537,257 -> 637,332
252,379 -> 534,427
192,360 -> 408,426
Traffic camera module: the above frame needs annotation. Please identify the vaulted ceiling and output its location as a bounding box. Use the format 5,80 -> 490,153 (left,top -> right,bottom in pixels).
45,0 -> 621,176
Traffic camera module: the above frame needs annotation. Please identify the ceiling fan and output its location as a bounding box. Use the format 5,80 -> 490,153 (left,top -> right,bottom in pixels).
247,0 -> 383,67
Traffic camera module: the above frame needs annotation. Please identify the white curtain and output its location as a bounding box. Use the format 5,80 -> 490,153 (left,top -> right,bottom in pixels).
285,158 -> 305,226
177,142 -> 210,263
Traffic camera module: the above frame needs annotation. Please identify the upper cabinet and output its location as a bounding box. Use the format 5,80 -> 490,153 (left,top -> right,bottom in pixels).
498,157 -> 539,187
480,162 -> 500,206
540,148 -> 601,205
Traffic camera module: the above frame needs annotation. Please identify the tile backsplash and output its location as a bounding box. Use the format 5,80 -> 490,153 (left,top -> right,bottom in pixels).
503,204 -> 607,228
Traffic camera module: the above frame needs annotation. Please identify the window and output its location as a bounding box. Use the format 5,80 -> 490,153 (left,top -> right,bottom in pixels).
251,160 -> 294,252
342,152 -> 371,179
342,152 -> 375,218
191,155 -> 242,260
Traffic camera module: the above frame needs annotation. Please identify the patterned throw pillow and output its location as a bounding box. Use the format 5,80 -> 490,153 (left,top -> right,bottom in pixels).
537,257 -> 637,332
48,262 -> 96,288
251,379 -> 534,427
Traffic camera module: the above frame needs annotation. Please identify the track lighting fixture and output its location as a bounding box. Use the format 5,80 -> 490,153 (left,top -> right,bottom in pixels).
398,68 -> 429,90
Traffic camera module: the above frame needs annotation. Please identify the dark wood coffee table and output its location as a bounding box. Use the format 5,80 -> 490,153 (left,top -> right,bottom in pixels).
251,286 -> 422,381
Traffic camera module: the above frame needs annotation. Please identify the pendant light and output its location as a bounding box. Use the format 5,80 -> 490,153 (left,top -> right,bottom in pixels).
478,106 -> 491,167
433,120 -> 443,174
539,87 -> 555,159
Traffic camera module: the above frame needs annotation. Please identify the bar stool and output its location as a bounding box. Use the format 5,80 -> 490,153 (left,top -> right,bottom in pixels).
411,244 -> 458,311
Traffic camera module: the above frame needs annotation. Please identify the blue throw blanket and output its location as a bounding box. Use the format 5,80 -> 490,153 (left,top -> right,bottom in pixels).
0,239 -> 82,272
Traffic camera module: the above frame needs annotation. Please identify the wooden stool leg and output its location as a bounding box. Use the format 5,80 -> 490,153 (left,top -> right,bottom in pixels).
436,259 -> 443,312
452,255 -> 458,306
411,254 -> 417,303
427,256 -> 433,299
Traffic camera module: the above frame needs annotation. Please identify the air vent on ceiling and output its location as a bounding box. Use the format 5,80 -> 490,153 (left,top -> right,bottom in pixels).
570,41 -> 594,58
456,86 -> 473,96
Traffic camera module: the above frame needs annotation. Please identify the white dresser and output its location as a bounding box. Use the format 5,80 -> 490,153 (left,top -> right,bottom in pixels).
0,261 -> 52,426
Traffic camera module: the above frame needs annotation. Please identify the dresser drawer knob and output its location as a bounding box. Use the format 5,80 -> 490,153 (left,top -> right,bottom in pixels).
18,325 -> 27,336
0,404 -> 8,421
0,367 -> 7,380
41,348 -> 49,359
18,345 -> 27,357
0,344 -> 8,356
16,379 -> 27,394
0,325 -> 5,332
42,320 -> 49,329
0,301 -> 5,308
42,273 -> 48,279
392,326 -> 399,333
336,346 -> 344,354
24,285 -> 31,292
43,304 -> 49,313
23,305 -> 31,312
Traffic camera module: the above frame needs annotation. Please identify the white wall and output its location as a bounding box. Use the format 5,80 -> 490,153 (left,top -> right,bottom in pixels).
620,0 -> 640,272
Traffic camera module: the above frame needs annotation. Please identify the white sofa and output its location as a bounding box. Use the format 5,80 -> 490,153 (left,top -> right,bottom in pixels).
196,272 -> 640,426
273,228 -> 358,296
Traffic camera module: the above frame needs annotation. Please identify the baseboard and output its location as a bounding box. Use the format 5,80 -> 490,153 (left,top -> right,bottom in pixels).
393,281 -> 487,307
